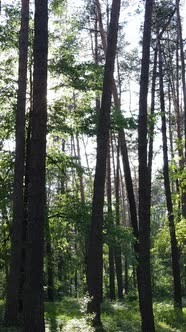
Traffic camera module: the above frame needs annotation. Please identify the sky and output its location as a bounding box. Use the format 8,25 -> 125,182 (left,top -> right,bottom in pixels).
67,0 -> 186,66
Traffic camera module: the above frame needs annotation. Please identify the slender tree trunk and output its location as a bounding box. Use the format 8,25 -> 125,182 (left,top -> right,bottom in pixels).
45,215 -> 54,302
96,0 -> 138,242
18,58 -> 33,314
60,139 -> 66,194
1,206 -> 9,300
18,105 -> 32,314
87,0 -> 121,326
159,42 -> 182,310
115,143 -> 123,299
119,130 -> 139,241
106,140 -> 115,301
176,0 -> 186,218
96,3 -> 139,292
124,258 -> 128,295
165,33 -> 183,215
82,135 -> 90,173
94,3 -> 101,123
96,0 -> 139,258
76,133 -> 85,204
148,45 -> 157,190
4,0 -> 29,325
138,0 -> 155,331
23,0 -> 48,330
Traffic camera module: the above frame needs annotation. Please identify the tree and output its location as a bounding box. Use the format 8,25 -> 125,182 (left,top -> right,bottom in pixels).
87,0 -> 121,327
4,0 -> 29,325
23,0 -> 48,330
138,0 -> 155,331
175,0 -> 186,218
106,140 -> 116,300
159,40 -> 182,310
114,142 -> 123,299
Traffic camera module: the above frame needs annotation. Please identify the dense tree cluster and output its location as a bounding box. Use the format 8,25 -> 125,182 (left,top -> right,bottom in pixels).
0,0 -> 185,331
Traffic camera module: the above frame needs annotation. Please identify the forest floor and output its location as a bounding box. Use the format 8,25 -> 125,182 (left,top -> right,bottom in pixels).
0,297 -> 186,331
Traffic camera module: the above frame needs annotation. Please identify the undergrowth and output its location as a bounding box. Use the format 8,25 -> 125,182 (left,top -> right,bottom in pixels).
45,297 -> 186,332
0,298 -> 186,331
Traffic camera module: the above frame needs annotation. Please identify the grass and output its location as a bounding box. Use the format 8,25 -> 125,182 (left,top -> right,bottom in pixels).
0,297 -> 186,331
45,297 -> 186,332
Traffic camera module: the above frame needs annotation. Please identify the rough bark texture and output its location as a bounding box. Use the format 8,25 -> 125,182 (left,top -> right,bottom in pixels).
4,0 -> 29,325
23,0 -> 48,330
138,0 -> 155,331
159,42 -> 182,310
87,0 -> 121,326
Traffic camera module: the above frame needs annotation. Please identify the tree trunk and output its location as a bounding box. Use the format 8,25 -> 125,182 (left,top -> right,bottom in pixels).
96,0 -> 139,282
119,130 -> 139,241
147,45 -> 157,193
138,0 -> 155,331
76,133 -> 85,204
176,0 -> 186,218
159,41 -> 182,310
87,0 -> 121,327
115,143 -> 123,299
45,215 -> 54,302
124,257 -> 129,295
18,104 -> 32,314
106,140 -> 115,301
23,0 -> 48,330
4,0 -> 29,325
96,0 -> 139,246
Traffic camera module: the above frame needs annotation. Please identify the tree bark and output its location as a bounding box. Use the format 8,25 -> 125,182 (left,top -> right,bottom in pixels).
4,0 -> 29,325
87,0 -> 121,326
106,139 -> 115,301
23,0 -> 48,330
115,143 -> 123,299
138,0 -> 155,331
18,105 -> 32,314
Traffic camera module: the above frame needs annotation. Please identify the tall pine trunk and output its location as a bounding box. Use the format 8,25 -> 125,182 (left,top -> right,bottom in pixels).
106,139 -> 115,301
176,0 -> 186,218
87,0 -> 121,326
115,143 -> 123,299
138,0 -> 155,331
23,0 -> 48,330
159,42 -> 182,310
4,0 -> 29,325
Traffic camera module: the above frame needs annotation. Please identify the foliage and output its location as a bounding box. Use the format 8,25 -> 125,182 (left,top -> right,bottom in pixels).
154,302 -> 186,331
0,4 -> 20,50
50,58 -> 103,92
48,93 -> 97,136
44,298 -> 186,331
111,107 -> 137,131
